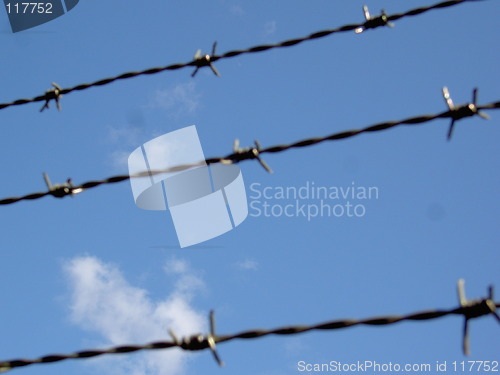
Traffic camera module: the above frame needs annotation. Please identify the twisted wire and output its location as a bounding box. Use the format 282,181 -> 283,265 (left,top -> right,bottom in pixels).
0,298 -> 497,372
0,99 -> 497,206
0,0 -> 483,112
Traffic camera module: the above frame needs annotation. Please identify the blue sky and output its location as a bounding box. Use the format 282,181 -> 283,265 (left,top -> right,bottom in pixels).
0,0 -> 499,374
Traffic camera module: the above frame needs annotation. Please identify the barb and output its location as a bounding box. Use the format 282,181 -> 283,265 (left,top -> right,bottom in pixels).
42,172 -> 83,198
192,42 -> 221,77
457,279 -> 500,355
39,83 -> 63,112
442,87 -> 490,140
0,280 -> 497,372
225,139 -> 273,173
0,90 -> 498,206
169,310 -> 224,366
355,6 -> 395,34
0,0 -> 483,112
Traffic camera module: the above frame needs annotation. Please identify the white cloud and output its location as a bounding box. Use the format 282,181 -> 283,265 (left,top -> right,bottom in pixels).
263,21 -> 277,37
149,82 -> 201,116
109,150 -> 131,170
164,258 -> 188,274
107,83 -> 202,170
164,257 -> 206,297
234,259 -> 259,271
106,125 -> 146,170
284,337 -> 307,356
64,256 -> 206,375
108,125 -> 143,146
230,5 -> 244,16
142,136 -> 183,171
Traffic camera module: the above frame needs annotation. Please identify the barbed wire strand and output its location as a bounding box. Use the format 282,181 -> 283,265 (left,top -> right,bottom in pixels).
0,0 -> 485,112
0,89 -> 497,206
0,280 -> 498,372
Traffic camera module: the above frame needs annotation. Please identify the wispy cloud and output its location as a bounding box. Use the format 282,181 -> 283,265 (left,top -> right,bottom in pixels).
108,149 -> 131,170
164,257 -> 206,297
149,82 -> 201,117
106,119 -> 147,170
263,21 -> 277,37
108,125 -> 143,146
284,337 -> 307,356
64,256 -> 206,375
107,82 -> 202,170
230,5 -> 244,16
234,259 -> 259,271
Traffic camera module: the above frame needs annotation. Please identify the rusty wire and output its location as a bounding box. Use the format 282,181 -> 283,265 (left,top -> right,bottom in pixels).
0,0 -> 484,112
0,89 -> 497,206
0,280 -> 498,372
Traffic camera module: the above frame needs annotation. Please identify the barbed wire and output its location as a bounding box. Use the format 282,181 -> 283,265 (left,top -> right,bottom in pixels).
0,0 -> 485,112
0,87 -> 497,206
0,2 -> 495,373
0,280 -> 498,372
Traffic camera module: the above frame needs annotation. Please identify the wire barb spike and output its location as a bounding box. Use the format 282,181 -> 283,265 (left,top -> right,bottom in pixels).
0,286 -> 498,371
40,82 -> 63,112
229,139 -> 273,173
2,95 -> 499,206
43,172 -> 83,198
0,0 -> 487,112
355,5 -> 395,33
442,87 -> 490,140
168,310 -> 224,366
191,42 -> 221,78
456,279 -> 500,356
